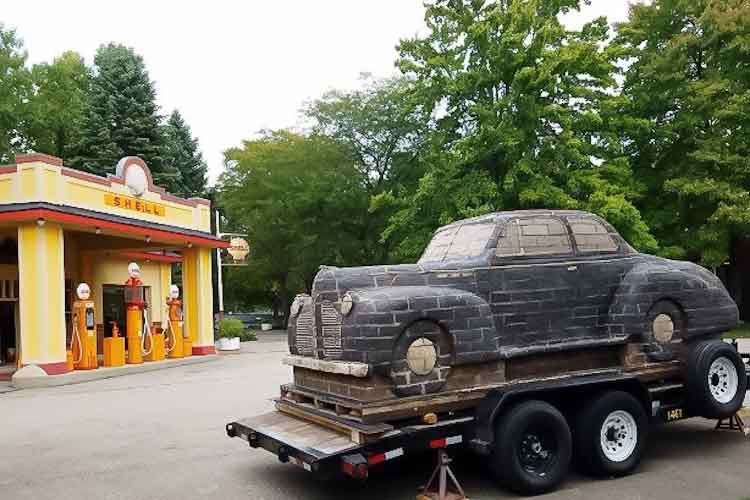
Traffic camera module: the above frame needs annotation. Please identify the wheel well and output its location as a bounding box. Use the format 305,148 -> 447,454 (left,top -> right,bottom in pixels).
647,297 -> 688,333
396,318 -> 455,362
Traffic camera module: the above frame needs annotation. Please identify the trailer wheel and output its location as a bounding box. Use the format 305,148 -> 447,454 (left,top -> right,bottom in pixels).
490,400 -> 571,496
574,391 -> 647,477
685,340 -> 747,419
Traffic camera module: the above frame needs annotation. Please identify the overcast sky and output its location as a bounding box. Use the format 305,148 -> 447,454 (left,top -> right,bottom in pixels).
5,1 -> 636,184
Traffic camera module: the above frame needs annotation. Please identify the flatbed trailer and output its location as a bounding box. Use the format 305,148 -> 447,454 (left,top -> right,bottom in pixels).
227,356 -> 750,495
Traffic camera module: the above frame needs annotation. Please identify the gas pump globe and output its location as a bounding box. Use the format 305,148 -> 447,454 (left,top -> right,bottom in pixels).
124,262 -> 146,309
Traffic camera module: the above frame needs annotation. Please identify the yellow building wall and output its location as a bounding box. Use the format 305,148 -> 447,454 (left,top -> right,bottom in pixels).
17,222 -> 66,368
91,258 -> 166,325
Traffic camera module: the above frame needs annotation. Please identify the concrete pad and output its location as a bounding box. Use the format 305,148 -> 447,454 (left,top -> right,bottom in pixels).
11,355 -> 218,389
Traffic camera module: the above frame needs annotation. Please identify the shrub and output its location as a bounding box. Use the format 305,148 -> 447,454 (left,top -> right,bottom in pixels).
238,330 -> 257,342
218,318 -> 245,339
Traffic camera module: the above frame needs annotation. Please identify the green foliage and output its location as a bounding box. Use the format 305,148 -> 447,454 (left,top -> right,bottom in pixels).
387,0 -> 658,259
26,51 -> 90,159
723,323 -> 750,340
218,131 -> 370,321
0,24 -> 30,163
238,329 -> 258,342
216,317 -> 258,341
70,43 -> 179,189
615,0 -> 750,265
217,318 -> 245,339
305,75 -> 431,263
162,110 -> 208,197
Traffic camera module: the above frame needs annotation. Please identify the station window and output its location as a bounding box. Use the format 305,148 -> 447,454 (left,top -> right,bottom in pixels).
103,285 -> 152,337
569,218 -> 618,253
496,217 -> 572,257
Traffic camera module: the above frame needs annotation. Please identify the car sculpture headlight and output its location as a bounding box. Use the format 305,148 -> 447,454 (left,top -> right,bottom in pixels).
341,293 -> 354,316
290,297 -> 303,317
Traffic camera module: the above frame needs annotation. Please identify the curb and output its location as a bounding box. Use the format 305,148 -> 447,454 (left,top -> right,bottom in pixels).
12,355 -> 219,389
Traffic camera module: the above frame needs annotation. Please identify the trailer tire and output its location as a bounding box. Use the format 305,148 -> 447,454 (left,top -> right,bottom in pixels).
685,340 -> 747,419
573,391 -> 647,477
490,400 -> 571,496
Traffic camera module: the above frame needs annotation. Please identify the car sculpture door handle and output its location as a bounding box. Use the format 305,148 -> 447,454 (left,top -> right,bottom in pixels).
567,265 -> 578,271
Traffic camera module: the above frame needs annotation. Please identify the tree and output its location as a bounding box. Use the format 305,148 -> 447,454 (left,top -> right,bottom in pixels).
25,51 -> 90,159
305,75 -> 430,192
615,0 -> 750,266
218,131 -> 369,322
162,110 -> 208,197
70,43 -> 178,188
305,75 -> 431,262
0,24 -> 30,163
385,0 -> 657,261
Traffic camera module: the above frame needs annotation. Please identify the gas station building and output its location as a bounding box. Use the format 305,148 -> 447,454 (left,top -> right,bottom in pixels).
0,153 -> 226,378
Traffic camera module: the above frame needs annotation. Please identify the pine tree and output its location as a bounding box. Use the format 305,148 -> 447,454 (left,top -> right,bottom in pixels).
162,110 -> 208,197
70,43 -> 179,189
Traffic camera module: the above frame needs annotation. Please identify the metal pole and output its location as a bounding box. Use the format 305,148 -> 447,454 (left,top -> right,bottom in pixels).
215,209 -> 225,322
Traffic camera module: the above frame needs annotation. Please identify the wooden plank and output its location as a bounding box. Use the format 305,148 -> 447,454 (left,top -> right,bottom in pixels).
276,400 -> 392,444
284,360 -> 684,425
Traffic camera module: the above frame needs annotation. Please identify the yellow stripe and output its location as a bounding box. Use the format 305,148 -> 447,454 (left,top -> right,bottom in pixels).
197,248 -> 213,346
18,224 -> 40,362
45,225 -> 66,360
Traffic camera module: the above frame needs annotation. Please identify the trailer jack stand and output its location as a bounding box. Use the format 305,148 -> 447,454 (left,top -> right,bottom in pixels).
416,450 -> 468,500
715,411 -> 749,437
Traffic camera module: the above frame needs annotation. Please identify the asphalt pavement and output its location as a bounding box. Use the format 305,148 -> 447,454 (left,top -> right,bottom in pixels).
1,333 -> 748,500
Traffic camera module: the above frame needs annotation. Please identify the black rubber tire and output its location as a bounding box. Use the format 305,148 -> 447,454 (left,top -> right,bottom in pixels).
490,400 -> 571,496
685,340 -> 748,419
646,300 -> 685,344
573,391 -> 648,477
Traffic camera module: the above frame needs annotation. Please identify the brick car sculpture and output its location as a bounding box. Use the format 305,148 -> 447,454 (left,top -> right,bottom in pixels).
286,210 -> 739,400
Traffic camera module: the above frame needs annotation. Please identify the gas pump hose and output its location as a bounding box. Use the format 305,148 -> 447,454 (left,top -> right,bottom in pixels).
71,318 -> 83,364
141,308 -> 154,356
163,312 -> 175,354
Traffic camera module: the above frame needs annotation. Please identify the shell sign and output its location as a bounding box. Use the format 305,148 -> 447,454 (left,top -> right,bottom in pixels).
227,237 -> 250,263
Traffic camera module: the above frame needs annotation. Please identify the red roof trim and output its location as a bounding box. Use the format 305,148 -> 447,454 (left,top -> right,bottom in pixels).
0,165 -> 17,174
119,251 -> 183,263
0,208 -> 229,248
16,153 -> 63,166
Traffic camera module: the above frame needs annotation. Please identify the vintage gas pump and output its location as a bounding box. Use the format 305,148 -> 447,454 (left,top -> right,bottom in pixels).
71,283 -> 97,370
124,262 -> 153,364
165,285 -> 184,359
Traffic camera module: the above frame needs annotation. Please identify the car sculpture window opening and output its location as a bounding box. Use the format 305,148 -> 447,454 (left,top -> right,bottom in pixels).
568,218 -> 619,254
420,222 -> 496,262
496,216 -> 573,257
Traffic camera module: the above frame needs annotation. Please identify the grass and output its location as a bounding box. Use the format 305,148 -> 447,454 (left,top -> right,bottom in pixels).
723,322 -> 750,339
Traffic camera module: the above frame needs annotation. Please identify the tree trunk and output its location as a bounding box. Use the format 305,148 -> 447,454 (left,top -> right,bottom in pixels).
279,274 -> 290,329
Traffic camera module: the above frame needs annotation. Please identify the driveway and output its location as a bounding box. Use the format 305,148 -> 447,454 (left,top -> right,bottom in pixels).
1,333 -> 748,500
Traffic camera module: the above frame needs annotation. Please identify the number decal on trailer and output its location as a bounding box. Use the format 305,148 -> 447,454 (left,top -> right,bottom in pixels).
666,408 -> 684,421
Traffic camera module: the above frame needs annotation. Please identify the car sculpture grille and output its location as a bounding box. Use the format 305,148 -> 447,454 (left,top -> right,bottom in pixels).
319,301 -> 343,359
294,304 -> 315,356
